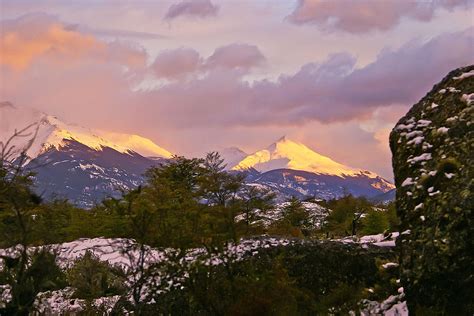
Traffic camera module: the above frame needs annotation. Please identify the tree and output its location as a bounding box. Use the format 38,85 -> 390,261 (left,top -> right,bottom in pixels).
238,185 -> 275,236
0,125 -> 69,314
0,250 -> 67,315
322,195 -> 372,237
268,197 -> 311,238
361,210 -> 389,235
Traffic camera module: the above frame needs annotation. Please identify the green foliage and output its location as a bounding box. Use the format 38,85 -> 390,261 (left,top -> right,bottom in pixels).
145,241 -> 396,315
268,197 -> 311,238
235,184 -> 275,237
0,250 -> 67,315
185,256 -> 316,315
95,152 -> 272,249
385,202 -> 400,232
0,166 -> 41,248
315,283 -> 364,315
320,196 -> 399,238
361,210 -> 389,235
66,251 -> 125,300
322,195 -> 372,237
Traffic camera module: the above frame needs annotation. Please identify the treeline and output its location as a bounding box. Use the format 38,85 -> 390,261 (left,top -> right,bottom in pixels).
1,149 -> 400,314
1,155 -> 398,249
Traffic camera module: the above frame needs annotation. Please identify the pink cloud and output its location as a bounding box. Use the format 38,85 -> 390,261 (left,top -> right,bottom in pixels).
287,0 -> 470,33
164,0 -> 219,21
205,43 -> 266,70
0,13 -> 147,71
136,28 -> 473,128
150,43 -> 265,79
151,47 -> 201,79
1,13 -> 472,178
3,13 -> 472,132
0,13 -> 146,129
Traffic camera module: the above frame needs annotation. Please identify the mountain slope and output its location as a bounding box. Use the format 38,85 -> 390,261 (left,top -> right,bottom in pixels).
247,169 -> 394,201
218,147 -> 248,169
28,139 -> 161,208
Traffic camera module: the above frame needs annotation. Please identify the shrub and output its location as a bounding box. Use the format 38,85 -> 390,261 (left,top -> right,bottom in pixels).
66,251 -> 125,300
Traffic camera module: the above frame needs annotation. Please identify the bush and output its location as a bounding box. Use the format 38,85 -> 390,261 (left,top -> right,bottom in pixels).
361,211 -> 389,235
0,250 -> 67,315
66,251 -> 125,300
268,198 -> 311,238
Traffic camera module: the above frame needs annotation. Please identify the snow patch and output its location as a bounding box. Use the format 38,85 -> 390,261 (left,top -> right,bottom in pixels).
453,70 -> 474,80
461,93 -> 474,105
437,127 -> 449,134
407,153 -> 432,164
401,178 -> 415,187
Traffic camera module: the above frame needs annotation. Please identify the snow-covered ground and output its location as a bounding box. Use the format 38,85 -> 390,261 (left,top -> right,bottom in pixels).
0,237 -> 299,313
362,288 -> 408,316
235,201 -> 330,228
337,232 -> 399,247
0,234 -> 403,314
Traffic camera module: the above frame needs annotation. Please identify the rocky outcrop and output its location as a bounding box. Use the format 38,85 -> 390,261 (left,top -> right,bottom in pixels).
390,65 -> 474,314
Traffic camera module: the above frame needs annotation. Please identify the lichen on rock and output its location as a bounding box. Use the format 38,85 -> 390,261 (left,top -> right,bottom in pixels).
390,65 -> 474,314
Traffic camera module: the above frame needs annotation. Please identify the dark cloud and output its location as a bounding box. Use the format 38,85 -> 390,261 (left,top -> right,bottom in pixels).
164,0 -> 219,21
287,0 -> 471,33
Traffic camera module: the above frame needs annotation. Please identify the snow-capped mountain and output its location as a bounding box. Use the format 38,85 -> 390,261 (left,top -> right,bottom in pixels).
233,137 -> 395,201
0,103 -> 172,207
233,136 -> 382,179
1,103 -> 394,206
0,102 -> 172,160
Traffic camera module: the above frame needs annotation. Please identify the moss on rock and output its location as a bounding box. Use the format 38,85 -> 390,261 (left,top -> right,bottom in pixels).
390,65 -> 474,314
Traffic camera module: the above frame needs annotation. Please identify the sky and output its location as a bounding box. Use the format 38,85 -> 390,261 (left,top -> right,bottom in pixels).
0,0 -> 473,179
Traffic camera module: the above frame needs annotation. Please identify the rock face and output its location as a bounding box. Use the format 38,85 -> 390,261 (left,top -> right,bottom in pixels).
390,65 -> 474,313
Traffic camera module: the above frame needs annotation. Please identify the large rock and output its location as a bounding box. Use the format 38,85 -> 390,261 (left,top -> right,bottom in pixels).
390,65 -> 474,313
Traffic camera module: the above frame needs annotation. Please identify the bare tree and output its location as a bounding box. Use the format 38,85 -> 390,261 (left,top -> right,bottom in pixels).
0,123 -> 49,314
0,123 -> 40,178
